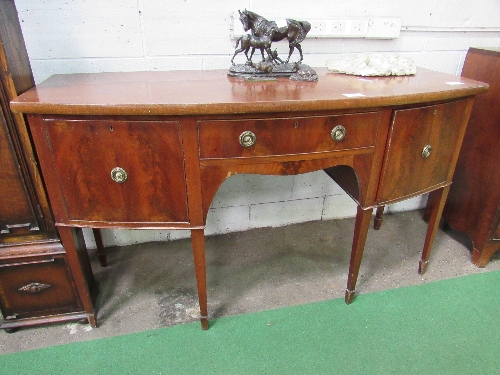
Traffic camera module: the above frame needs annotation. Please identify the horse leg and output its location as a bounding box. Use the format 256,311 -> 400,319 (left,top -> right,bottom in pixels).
231,47 -> 246,64
260,48 -> 266,61
285,45 -> 294,64
296,44 -> 304,63
244,46 -> 250,61
231,37 -> 242,64
249,47 -> 256,62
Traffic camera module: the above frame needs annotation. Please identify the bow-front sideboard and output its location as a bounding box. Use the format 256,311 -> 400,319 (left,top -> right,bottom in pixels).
11,68 -> 487,329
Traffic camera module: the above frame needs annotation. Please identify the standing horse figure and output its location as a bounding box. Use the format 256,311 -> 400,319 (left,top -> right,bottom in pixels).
238,10 -> 311,64
231,34 -> 274,64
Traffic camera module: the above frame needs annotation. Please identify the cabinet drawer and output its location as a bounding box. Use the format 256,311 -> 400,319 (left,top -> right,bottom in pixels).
43,119 -> 188,223
198,112 -> 380,160
377,100 -> 468,203
0,255 -> 80,320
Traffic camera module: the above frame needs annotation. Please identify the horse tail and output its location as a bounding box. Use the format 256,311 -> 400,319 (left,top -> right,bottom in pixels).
300,21 -> 311,35
287,19 -> 311,45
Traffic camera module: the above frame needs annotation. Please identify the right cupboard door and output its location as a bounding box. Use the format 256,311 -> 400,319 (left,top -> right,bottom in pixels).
376,99 -> 468,204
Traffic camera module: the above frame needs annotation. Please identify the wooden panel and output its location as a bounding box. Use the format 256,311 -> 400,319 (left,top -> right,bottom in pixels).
377,100 -> 468,204
0,0 -> 51,241
0,106 -> 39,235
0,1 -> 34,98
43,119 -> 189,224
199,112 -> 379,160
0,255 -> 81,320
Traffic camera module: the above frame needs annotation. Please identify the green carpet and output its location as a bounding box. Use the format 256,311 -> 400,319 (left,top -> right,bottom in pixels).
2,271 -> 500,374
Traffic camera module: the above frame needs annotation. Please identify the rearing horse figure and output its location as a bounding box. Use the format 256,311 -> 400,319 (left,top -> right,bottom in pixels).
238,10 -> 311,64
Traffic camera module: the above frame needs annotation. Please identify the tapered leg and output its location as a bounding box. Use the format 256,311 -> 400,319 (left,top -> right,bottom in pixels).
423,190 -> 439,223
92,228 -> 107,267
345,206 -> 374,304
58,226 -> 97,327
419,186 -> 450,274
472,244 -> 500,268
191,229 -> 209,330
374,205 -> 385,230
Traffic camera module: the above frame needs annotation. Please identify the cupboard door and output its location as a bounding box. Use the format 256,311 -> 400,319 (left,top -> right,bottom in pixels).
43,119 -> 189,224
377,100 -> 468,204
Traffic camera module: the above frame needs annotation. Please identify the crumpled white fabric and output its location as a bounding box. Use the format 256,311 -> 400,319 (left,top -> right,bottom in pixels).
327,53 -> 416,76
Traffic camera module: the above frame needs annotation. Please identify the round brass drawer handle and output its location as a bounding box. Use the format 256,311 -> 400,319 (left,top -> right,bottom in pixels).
331,125 -> 346,141
239,130 -> 257,148
111,167 -> 128,183
421,144 -> 432,158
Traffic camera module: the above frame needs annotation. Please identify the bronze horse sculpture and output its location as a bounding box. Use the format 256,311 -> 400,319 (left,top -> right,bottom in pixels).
238,10 -> 311,64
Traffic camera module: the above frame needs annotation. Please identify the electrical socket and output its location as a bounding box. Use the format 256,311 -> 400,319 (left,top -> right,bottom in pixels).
366,17 -> 401,38
310,20 -> 327,35
350,20 -> 367,35
331,21 -> 346,35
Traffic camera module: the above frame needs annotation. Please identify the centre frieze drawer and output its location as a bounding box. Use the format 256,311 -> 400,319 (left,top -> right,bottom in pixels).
198,112 -> 380,160
42,119 -> 188,224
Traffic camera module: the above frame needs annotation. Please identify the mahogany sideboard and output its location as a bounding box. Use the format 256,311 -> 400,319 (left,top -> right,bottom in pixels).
10,68 -> 487,329
443,47 -> 500,267
0,1 -> 95,331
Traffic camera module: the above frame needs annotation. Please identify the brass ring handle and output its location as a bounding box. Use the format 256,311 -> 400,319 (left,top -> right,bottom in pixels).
421,145 -> 432,158
111,167 -> 128,183
239,131 -> 257,148
331,125 -> 346,141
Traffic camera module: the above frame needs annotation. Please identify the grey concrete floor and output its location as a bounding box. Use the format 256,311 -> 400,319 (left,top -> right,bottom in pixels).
1,209 -> 500,354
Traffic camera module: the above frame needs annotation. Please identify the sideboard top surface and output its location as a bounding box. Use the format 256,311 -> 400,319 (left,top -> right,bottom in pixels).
468,47 -> 500,56
10,67 -> 488,116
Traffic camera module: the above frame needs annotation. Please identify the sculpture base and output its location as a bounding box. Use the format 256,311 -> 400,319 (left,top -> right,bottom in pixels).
228,63 -> 318,81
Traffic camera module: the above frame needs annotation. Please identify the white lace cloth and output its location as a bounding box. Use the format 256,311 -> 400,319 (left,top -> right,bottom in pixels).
327,53 -> 416,76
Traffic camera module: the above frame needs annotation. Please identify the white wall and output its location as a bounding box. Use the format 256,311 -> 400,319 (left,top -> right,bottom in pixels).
14,0 -> 500,248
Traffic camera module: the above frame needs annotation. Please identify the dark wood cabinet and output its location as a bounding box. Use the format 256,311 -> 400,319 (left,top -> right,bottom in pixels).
0,1 -> 94,330
443,48 -> 500,267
